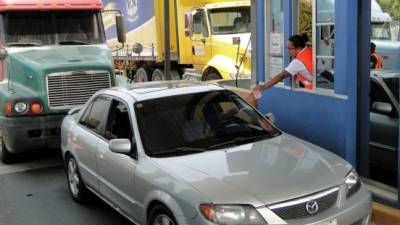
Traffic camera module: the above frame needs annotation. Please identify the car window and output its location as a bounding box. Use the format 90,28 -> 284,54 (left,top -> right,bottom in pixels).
85,96 -> 111,135
135,90 -> 281,157
383,77 -> 399,103
105,100 -> 133,141
79,101 -> 94,126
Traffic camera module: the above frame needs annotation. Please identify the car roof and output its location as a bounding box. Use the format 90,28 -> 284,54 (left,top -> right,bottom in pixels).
110,80 -> 225,101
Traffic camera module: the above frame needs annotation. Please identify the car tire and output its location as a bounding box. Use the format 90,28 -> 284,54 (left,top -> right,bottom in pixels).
66,154 -> 88,203
135,67 -> 151,83
148,205 -> 178,225
151,69 -> 166,81
203,72 -> 221,81
0,138 -> 14,164
171,70 -> 181,80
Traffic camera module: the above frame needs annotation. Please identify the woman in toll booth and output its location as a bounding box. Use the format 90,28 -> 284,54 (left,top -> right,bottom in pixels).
249,34 -> 313,98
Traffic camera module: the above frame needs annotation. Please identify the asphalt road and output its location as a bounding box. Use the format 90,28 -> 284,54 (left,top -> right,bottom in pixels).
0,150 -> 134,225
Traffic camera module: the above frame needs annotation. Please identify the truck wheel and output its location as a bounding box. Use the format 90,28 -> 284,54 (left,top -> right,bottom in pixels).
135,67 -> 150,83
171,71 -> 181,80
0,138 -> 14,164
66,154 -> 89,203
203,72 -> 221,81
151,69 -> 166,81
148,205 -> 178,225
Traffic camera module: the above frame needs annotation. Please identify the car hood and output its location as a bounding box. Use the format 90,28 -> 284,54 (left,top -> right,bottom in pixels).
151,133 -> 352,206
7,45 -> 112,69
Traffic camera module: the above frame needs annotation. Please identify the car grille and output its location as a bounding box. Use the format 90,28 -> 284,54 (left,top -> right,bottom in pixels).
269,187 -> 339,220
46,70 -> 111,109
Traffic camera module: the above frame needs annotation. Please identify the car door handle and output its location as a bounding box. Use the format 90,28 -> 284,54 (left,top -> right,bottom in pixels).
201,38 -> 206,44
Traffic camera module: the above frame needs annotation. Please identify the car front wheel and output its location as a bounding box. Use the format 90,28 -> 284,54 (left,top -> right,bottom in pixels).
66,155 -> 88,203
0,138 -> 14,164
148,205 -> 178,225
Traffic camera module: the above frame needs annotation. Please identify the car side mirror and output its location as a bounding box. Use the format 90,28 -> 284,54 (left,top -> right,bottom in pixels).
115,15 -> 126,44
265,112 -> 276,124
109,139 -> 131,154
372,102 -> 392,115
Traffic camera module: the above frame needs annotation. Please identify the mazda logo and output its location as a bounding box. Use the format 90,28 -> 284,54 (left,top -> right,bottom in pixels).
305,200 -> 319,214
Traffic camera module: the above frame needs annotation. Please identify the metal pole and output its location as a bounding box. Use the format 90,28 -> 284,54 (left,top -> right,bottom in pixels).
164,0 -> 171,80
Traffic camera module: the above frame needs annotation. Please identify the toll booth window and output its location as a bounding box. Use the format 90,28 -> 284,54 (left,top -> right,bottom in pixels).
315,0 -> 335,90
192,9 -> 209,37
209,7 -> 251,34
265,0 -> 284,83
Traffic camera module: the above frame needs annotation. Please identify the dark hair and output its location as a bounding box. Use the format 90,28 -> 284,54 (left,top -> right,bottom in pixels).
289,33 -> 309,49
370,42 -> 376,53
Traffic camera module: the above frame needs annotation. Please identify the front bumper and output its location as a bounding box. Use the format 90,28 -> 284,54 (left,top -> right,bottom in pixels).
185,183 -> 371,225
0,114 -> 66,153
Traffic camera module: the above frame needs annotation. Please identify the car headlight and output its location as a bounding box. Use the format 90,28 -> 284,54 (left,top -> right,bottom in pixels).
200,204 -> 267,225
14,102 -> 28,113
345,169 -> 361,198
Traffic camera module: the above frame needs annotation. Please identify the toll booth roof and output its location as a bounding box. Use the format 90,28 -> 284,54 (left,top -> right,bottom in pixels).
0,0 -> 103,11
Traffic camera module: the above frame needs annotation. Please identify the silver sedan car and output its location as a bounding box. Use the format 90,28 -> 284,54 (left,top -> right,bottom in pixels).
61,81 -> 371,225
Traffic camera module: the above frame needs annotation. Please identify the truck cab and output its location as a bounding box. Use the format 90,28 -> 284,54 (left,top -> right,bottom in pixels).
186,1 -> 251,80
0,1 -> 117,163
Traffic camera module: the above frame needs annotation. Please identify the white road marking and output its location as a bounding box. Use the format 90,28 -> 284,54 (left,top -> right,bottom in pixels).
0,159 -> 63,175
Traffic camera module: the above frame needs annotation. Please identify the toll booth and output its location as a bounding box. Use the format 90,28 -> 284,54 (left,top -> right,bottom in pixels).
251,0 -> 399,207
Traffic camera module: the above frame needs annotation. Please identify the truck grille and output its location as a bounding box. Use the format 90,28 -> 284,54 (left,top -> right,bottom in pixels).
46,70 -> 111,109
268,187 -> 339,220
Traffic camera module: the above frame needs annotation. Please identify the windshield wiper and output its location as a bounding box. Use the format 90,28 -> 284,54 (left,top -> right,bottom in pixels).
151,146 -> 206,157
7,42 -> 42,47
58,40 -> 90,45
208,135 -> 268,149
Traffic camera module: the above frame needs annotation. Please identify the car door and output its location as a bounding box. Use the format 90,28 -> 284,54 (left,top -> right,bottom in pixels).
369,78 -> 399,173
96,99 -> 138,219
72,95 -> 111,190
191,8 -> 212,71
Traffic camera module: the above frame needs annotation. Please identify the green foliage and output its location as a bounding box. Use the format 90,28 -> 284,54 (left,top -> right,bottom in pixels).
299,0 -> 312,40
380,0 -> 400,21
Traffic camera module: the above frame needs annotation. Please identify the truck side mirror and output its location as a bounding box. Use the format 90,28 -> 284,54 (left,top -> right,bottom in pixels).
0,47 -> 8,60
116,15 -> 126,44
184,12 -> 193,37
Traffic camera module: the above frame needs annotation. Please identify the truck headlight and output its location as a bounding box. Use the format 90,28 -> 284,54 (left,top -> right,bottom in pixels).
14,102 -> 28,113
345,169 -> 361,198
200,204 -> 267,225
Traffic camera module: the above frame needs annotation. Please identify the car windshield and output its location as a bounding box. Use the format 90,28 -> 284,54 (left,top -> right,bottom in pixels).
384,77 -> 399,102
209,6 -> 251,34
3,12 -> 104,46
135,90 -> 281,157
371,22 -> 392,40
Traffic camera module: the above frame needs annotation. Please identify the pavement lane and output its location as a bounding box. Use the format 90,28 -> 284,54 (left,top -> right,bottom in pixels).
0,153 -> 134,225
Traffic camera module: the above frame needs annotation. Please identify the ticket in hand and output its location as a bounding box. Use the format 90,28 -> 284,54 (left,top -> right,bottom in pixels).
250,84 -> 262,99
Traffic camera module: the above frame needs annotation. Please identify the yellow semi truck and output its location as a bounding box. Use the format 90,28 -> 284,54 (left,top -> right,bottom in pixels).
103,0 -> 251,81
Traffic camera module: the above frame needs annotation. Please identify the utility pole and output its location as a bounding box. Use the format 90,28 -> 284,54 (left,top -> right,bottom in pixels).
164,0 -> 171,80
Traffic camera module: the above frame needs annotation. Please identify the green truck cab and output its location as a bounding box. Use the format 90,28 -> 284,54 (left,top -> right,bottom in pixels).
0,1 -> 124,163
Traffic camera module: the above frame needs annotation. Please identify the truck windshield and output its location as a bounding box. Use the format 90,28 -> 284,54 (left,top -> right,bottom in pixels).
3,12 -> 104,46
371,22 -> 392,40
135,90 -> 281,157
209,6 -> 251,34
